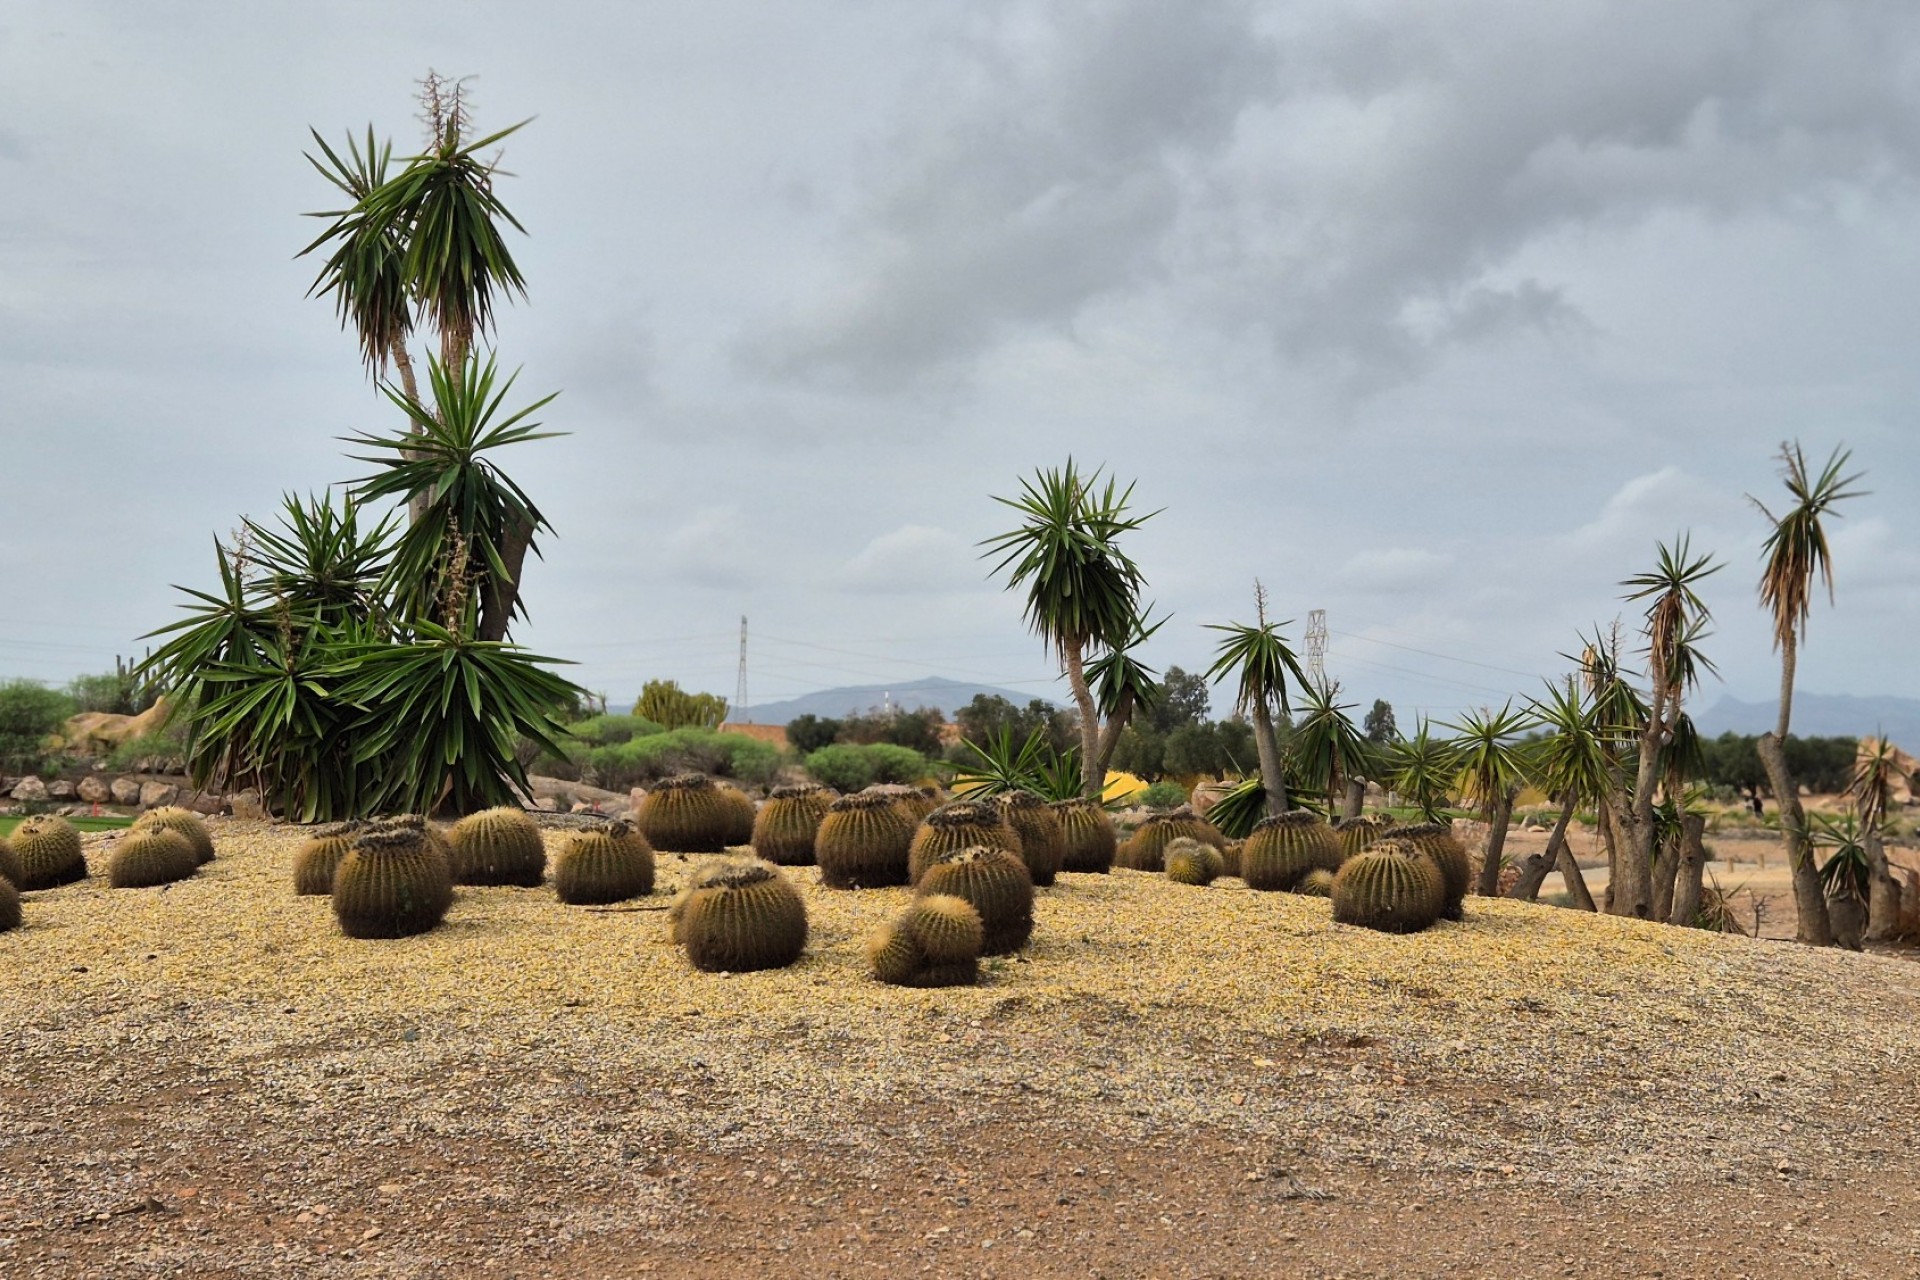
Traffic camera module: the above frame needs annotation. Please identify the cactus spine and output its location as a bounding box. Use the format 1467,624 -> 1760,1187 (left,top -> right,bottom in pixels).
916,845 -> 1034,955
1116,807 -> 1224,873
751,784 -> 833,866
675,859 -> 809,973
815,790 -> 915,888
908,800 -> 1022,885
9,816 -> 86,890
447,807 -> 548,887
866,894 -> 985,987
1163,837 -> 1225,886
292,823 -> 363,896
331,825 -> 455,938
995,790 -> 1064,887
1330,839 -> 1444,933
553,820 -> 656,905
1241,810 -> 1343,892
637,774 -> 736,853
1383,823 -> 1472,920
109,827 -> 199,888
1051,798 -> 1115,873
133,807 -> 216,865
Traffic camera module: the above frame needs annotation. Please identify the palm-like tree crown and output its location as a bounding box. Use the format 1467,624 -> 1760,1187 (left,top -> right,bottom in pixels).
1750,442 -> 1867,650
1527,677 -> 1611,808
1444,701 -> 1535,811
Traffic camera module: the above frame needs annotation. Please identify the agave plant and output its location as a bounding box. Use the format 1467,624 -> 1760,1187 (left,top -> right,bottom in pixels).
951,725 -> 1087,804
1813,812 -> 1871,903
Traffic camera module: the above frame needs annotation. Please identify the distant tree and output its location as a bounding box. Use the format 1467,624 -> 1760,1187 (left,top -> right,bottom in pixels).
0,680 -> 75,773
785,714 -> 843,755
954,694 -> 1074,755
634,680 -> 728,730
1205,582 -> 1308,817
1164,723 -> 1230,778
1147,666 -> 1211,735
1363,699 -> 1398,745
838,705 -> 946,756
1108,724 -> 1166,779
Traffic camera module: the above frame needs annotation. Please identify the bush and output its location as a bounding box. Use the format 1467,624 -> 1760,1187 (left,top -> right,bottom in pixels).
107,727 -> 191,772
804,743 -> 932,792
1139,779 -> 1188,808
0,680 -> 74,773
586,729 -> 780,791
566,714 -> 666,749
786,714 -> 843,755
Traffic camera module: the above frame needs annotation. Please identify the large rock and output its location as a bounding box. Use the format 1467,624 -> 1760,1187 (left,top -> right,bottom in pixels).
527,774 -> 629,814
176,788 -> 224,816
76,775 -> 111,804
227,789 -> 267,821
10,776 -> 48,803
46,780 -> 77,801
55,696 -> 177,757
110,776 -> 144,806
138,780 -> 180,810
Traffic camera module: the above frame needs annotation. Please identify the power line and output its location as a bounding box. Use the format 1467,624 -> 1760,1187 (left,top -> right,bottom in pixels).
1328,626 -> 1547,679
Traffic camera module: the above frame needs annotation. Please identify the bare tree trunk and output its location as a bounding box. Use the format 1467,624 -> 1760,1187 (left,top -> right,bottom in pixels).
1064,644 -> 1103,800
1250,698 -> 1287,817
1558,839 -> 1597,912
1092,689 -> 1137,787
388,339 -> 432,528
1760,635 -> 1833,945
478,513 -> 534,642
1651,823 -> 1681,924
1512,795 -> 1575,902
1342,778 -> 1366,820
1863,825 -> 1900,942
1597,799 -> 1619,914
1475,789 -> 1515,897
1669,813 -> 1707,927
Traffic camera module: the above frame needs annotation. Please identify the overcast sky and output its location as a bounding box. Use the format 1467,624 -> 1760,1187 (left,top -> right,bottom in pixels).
3,0 -> 1916,727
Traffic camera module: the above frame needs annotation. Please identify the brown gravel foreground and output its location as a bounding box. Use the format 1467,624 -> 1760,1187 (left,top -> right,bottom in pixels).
5,820 -> 1920,1280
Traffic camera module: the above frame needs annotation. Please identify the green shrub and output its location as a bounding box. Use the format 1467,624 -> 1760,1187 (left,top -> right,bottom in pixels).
804,743 -> 928,791
585,728 -> 779,791
567,714 -> 666,749
1138,779 -> 1188,808
106,725 -> 191,771
864,744 -> 929,784
0,680 -> 74,773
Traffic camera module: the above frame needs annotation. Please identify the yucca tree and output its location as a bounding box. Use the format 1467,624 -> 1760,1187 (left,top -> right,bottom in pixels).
1291,682 -> 1373,819
1444,701 -> 1535,896
1514,677 -> 1606,908
1087,615 -> 1166,779
1750,442 -> 1866,946
1610,535 -> 1722,920
1850,735 -> 1904,939
243,491 -> 395,631
981,460 -> 1160,798
1388,718 -> 1457,822
1204,582 -> 1309,817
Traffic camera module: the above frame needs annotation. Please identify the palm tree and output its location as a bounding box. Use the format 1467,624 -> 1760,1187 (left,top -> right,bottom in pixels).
1750,442 -> 1866,946
981,460 -> 1159,798
1388,718 -> 1458,823
1444,702 -> 1535,896
1291,682 -> 1372,819
1850,735 -> 1904,940
1204,581 -> 1309,816
1515,677 -> 1607,908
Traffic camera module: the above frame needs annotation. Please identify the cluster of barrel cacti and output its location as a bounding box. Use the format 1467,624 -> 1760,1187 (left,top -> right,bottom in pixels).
331,818 -> 456,939
1381,823 -> 1471,920
1330,837 -> 1445,933
866,893 -> 984,987
133,807 -> 217,866
293,822 -> 364,895
908,799 -> 1022,884
670,857 -> 808,972
1241,811 -> 1343,892
1163,836 -> 1224,886
1117,806 -> 1224,873
916,844 -> 1034,954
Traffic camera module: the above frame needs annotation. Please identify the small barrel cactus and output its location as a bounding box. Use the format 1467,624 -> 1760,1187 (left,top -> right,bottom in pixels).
1382,823 -> 1472,920
10,815 -> 86,890
1333,816 -> 1383,861
1219,839 -> 1243,879
1330,839 -> 1444,933
1116,806 -> 1224,873
553,820 -> 656,906
133,806 -> 216,865
332,824 -> 455,939
751,784 -> 833,866
995,790 -> 1064,887
676,859 -> 809,973
1051,798 -> 1116,873
916,845 -> 1034,955
0,835 -> 22,889
637,774 -> 736,853
0,875 -> 18,932
447,807 -> 547,887
1241,810 -> 1343,892
908,800 -> 1023,885
815,790 -> 916,888
866,894 -> 984,987
108,827 -> 199,889
717,785 -> 757,847
1297,867 -> 1337,897
292,822 -> 364,896
1164,837 -> 1225,886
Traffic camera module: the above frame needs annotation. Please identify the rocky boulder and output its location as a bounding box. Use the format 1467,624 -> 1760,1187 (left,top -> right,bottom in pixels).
76,775 -> 112,804
10,776 -> 48,803
138,780 -> 180,810
110,777 -> 144,806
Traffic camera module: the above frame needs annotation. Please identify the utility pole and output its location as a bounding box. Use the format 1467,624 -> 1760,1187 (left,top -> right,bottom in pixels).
734,616 -> 749,722
1305,608 -> 1327,691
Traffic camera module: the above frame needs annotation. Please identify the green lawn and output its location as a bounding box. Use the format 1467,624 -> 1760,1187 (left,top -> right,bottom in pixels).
0,814 -> 134,837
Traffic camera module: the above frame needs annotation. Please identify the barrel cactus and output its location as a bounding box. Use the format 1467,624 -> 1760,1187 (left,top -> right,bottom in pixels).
0,835 -> 21,889
717,784 -> 757,846
447,806 -> 547,887
10,815 -> 86,890
1297,867 -> 1336,897
908,800 -> 1022,885
872,784 -> 940,824
1333,816 -> 1383,861
1330,839 -> 1444,934
916,845 -> 1034,955
1163,837 -> 1225,886
1241,810 -> 1342,892
1383,823 -> 1472,920
815,790 -> 916,888
676,858 -> 809,973
995,790 -> 1064,887
751,784 -> 833,866
133,807 -> 216,865
1116,807 -> 1224,873
1219,839 -> 1243,879
553,820 -> 656,906
866,894 -> 984,988
108,827 -> 198,889
637,774 -> 735,853
367,814 -> 455,868
1052,798 -> 1115,873
0,876 -> 18,932
292,822 -> 363,896
668,857 -> 746,944
332,824 -> 455,938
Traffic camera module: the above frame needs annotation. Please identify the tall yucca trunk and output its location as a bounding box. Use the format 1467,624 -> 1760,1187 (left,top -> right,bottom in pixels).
1250,698 -> 1287,817
1065,644 -> 1103,800
1759,634 -> 1833,945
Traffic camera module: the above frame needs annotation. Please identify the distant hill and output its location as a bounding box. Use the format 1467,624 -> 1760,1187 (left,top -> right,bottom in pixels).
729,676 -> 1056,726
1693,692 -> 1920,747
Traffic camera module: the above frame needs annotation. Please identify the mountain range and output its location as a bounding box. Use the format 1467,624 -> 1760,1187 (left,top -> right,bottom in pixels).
1692,692 -> 1920,746
728,676 -> 1057,726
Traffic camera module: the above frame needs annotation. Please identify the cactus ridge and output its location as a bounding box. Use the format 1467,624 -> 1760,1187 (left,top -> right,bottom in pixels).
1051,798 -> 1116,873
908,800 -> 1022,884
815,791 -> 915,888
1116,806 -> 1223,873
331,825 -> 455,938
1241,809 -> 1342,891
292,823 -> 363,896
916,845 -> 1034,955
10,816 -> 86,890
678,859 -> 809,973
995,790 -> 1064,887
133,807 -> 216,865
0,836 -> 22,889
0,876 -> 18,932
109,828 -> 199,888
638,773 -> 738,853
752,787 -> 830,866
448,807 -> 548,887
1163,837 -> 1225,886
1330,844 -> 1444,933
1383,823 -> 1472,920
553,820 -> 656,906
